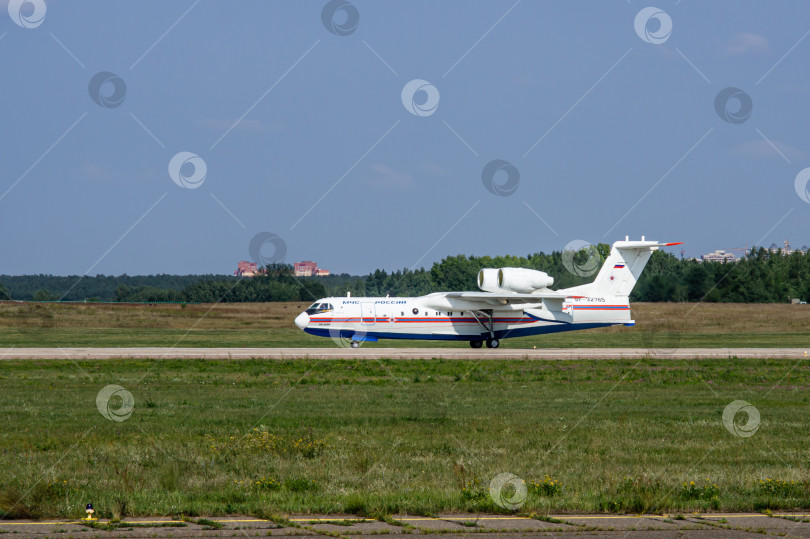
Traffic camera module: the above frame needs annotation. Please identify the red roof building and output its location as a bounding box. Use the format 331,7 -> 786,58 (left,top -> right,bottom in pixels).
295,261 -> 330,277
294,261 -> 317,276
234,261 -> 258,277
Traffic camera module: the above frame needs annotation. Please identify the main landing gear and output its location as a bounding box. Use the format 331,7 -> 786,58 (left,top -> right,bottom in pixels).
469,338 -> 499,349
469,310 -> 499,349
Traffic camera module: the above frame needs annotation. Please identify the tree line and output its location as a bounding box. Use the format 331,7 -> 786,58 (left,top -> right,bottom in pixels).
112,264 -> 328,303
0,274 -> 220,302
1,246 -> 808,304
330,246 -> 810,303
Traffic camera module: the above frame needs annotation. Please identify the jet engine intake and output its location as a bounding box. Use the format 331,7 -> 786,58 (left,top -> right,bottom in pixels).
477,268 -> 500,293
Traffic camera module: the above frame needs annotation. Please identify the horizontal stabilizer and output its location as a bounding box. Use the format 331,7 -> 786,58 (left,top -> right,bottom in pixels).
612,240 -> 682,250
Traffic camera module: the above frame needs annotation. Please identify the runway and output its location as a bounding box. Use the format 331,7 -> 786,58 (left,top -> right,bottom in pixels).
0,347 -> 807,360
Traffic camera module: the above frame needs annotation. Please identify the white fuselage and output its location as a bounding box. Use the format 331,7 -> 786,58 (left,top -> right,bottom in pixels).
295,294 -> 633,343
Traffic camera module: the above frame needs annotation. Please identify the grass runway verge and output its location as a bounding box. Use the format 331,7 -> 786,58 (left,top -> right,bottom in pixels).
0,301 -> 809,348
1,356 -> 809,519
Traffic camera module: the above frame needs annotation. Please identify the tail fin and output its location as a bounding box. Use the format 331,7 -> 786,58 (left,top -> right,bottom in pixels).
563,238 -> 682,298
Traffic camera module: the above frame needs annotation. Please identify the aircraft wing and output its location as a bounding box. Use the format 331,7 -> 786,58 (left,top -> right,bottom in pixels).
444,291 -> 567,301
437,290 -> 571,308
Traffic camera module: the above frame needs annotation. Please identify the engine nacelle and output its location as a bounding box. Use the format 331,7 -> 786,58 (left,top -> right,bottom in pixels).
497,268 -> 554,293
477,268 -> 501,293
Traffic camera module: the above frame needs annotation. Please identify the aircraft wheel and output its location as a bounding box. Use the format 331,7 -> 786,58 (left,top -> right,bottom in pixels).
486,338 -> 500,349
350,341 -> 360,348
469,340 -> 483,349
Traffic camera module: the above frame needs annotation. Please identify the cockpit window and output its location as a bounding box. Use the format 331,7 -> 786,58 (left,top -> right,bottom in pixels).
305,302 -> 333,315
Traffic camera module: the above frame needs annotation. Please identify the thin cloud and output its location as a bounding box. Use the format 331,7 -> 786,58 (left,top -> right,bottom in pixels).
195,118 -> 269,132
79,163 -> 112,180
420,162 -> 447,176
725,33 -> 768,55
365,164 -> 415,191
730,139 -> 805,160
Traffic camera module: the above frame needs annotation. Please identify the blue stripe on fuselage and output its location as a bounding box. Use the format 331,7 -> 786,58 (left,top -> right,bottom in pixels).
304,322 -> 616,342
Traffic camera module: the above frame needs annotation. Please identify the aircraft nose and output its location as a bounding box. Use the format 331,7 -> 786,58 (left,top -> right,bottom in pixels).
294,312 -> 309,330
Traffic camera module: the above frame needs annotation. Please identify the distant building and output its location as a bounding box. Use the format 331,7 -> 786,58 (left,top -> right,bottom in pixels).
768,240 -> 807,256
234,261 -> 258,277
701,250 -> 737,263
294,260 -> 330,277
699,242 -> 807,263
294,261 -> 317,276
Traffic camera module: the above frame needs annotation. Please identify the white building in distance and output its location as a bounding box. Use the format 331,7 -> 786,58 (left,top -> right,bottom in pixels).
701,250 -> 737,263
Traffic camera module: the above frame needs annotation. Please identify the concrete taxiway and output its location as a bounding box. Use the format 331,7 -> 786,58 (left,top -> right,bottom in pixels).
2,513 -> 810,538
0,347 -> 806,360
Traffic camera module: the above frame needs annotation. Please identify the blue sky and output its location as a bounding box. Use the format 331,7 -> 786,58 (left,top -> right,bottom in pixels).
2,0 -> 809,276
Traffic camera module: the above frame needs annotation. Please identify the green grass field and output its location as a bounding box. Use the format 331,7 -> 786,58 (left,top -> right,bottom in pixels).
1,301 -> 809,348
1,356 -> 809,519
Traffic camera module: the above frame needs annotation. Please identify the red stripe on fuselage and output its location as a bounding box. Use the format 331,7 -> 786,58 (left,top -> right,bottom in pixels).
310,317 -> 538,324
571,305 -> 629,310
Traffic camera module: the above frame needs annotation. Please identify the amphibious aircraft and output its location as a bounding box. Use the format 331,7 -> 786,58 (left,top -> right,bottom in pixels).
293,237 -> 681,348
